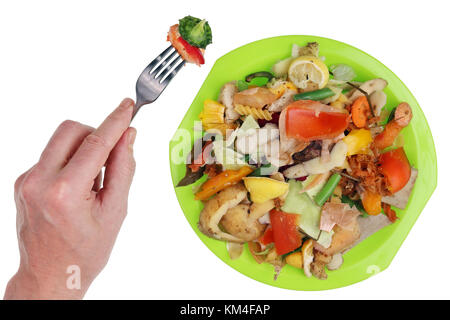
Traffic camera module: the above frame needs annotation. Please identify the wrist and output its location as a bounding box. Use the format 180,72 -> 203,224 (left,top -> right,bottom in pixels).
4,266 -> 86,300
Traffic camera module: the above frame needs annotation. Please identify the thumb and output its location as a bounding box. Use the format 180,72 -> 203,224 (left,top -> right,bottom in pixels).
96,127 -> 136,225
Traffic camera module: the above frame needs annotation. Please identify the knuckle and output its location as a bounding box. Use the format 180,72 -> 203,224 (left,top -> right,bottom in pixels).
84,133 -> 110,150
44,179 -> 72,212
20,171 -> 40,201
59,120 -> 81,131
58,120 -> 94,135
14,173 -> 27,193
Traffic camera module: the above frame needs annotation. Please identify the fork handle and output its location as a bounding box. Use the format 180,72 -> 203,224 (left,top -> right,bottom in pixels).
131,100 -> 145,122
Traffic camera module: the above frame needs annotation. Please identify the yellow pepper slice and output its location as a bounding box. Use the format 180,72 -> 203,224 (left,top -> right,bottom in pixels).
198,99 -> 235,135
343,129 -> 373,156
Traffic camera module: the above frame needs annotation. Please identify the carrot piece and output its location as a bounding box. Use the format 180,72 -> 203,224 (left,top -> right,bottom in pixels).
374,121 -> 403,150
361,190 -> 382,215
393,102 -> 412,127
351,96 -> 371,128
374,103 -> 412,150
194,166 -> 253,200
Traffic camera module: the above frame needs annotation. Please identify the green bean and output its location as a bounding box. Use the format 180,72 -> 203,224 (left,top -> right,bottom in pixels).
314,173 -> 342,206
293,88 -> 335,101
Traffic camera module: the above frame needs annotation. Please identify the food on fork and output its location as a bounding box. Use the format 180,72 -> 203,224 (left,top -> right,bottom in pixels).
168,16 -> 212,66
176,41 -> 417,281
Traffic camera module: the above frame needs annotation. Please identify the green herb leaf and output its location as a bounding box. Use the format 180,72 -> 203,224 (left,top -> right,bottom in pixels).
236,80 -> 249,92
341,195 -> 369,217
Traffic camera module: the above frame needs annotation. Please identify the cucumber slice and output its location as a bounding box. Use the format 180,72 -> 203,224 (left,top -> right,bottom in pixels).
281,180 -> 333,247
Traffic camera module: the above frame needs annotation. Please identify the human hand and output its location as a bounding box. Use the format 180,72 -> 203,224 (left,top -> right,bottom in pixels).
4,98 -> 137,300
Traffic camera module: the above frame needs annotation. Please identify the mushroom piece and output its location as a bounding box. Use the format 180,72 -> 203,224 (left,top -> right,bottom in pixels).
310,261 -> 328,280
233,87 -> 278,109
327,253 -> 344,271
314,249 -> 333,264
218,81 -> 240,124
295,42 -> 320,57
220,200 -> 276,242
302,239 -> 315,278
268,89 -> 297,112
235,123 -> 279,155
310,249 -> 331,280
283,163 -> 308,179
369,90 -> 387,117
348,79 -> 388,103
198,183 -> 248,242
284,140 -> 347,178
292,141 -> 323,163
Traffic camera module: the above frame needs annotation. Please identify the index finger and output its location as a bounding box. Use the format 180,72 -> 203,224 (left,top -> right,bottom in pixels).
61,98 -> 134,191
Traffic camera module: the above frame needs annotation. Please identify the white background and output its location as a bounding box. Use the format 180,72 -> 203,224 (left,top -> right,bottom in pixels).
0,0 -> 448,300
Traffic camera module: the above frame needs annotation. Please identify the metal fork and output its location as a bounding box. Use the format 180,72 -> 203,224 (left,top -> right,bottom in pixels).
132,45 -> 186,120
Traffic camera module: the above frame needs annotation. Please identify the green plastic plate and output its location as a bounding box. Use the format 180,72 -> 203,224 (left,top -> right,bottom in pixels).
169,35 -> 437,290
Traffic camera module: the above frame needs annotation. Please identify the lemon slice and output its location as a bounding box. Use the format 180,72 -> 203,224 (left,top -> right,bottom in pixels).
288,56 -> 329,90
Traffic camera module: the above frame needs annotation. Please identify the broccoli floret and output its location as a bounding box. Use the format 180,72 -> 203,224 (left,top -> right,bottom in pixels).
178,15 -> 212,49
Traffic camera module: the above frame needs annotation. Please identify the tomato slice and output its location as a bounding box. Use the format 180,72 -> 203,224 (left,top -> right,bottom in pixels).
259,227 -> 274,245
188,141 -> 212,173
167,25 -> 204,65
269,209 -> 302,255
285,101 -> 350,141
378,147 -> 411,193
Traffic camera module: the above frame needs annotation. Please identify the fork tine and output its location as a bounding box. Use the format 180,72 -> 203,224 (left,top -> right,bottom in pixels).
157,54 -> 182,81
144,45 -> 174,73
151,49 -> 178,77
162,59 -> 186,85
134,46 -> 186,119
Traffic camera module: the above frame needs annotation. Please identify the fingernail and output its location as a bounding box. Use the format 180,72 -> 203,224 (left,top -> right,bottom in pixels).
121,98 -> 134,111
